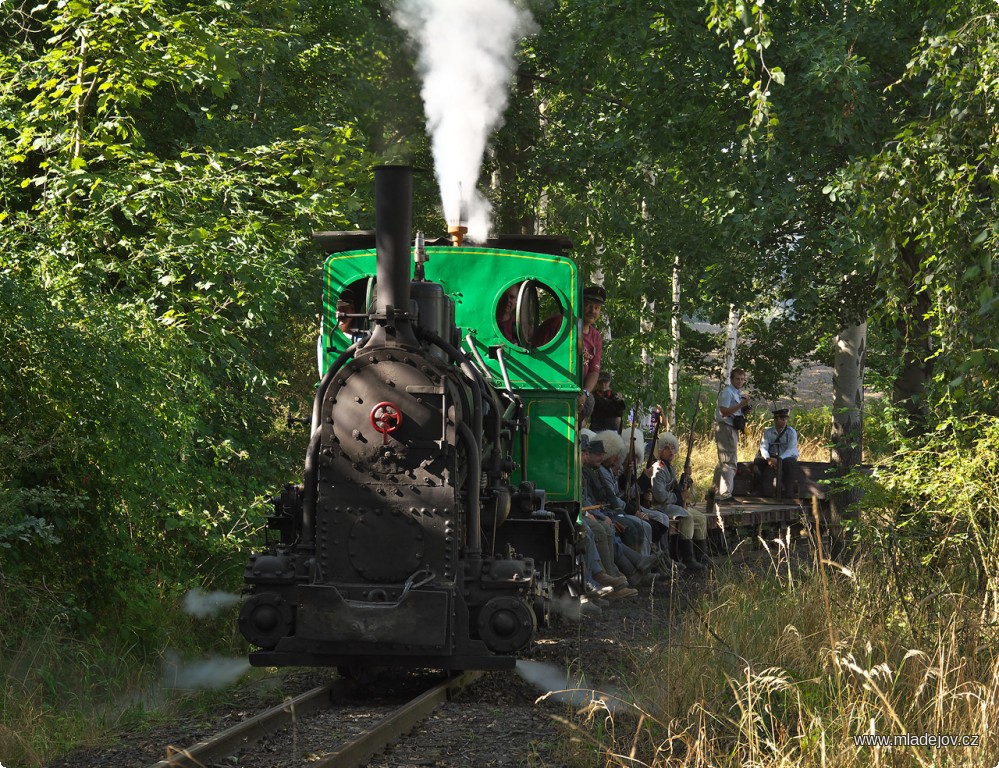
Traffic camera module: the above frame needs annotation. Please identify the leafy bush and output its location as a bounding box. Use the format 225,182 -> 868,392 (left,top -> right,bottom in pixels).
855,415 -> 999,641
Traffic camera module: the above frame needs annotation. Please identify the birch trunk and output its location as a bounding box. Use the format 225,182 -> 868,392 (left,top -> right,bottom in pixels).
829,320 -> 866,555
722,305 -> 740,381
74,30 -> 88,161
667,253 -> 681,431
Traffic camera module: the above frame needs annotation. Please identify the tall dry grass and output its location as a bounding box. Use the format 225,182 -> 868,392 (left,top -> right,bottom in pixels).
552,418 -> 999,767
553,552 -> 999,767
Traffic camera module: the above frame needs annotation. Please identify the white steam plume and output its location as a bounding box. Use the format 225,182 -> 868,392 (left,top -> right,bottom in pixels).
515,660 -> 626,714
162,651 -> 250,690
182,588 -> 241,618
394,0 -> 536,242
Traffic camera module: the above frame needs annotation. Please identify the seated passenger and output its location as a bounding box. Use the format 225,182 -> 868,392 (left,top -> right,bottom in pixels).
647,433 -> 711,574
594,429 -> 654,558
580,435 -> 638,599
752,408 -> 799,497
618,427 -> 674,568
583,436 -> 657,589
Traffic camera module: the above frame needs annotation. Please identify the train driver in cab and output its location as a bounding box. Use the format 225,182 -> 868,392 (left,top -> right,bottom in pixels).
497,284 -> 520,344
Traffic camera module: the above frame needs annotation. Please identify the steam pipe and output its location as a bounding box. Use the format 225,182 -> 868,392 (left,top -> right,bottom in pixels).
463,331 -> 490,378
414,326 -> 488,556
300,340 -> 364,546
300,427 -> 322,548
455,421 -> 482,556
416,326 -> 501,464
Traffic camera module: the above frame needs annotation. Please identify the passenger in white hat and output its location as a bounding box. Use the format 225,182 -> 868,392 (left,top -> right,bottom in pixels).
648,432 -> 710,573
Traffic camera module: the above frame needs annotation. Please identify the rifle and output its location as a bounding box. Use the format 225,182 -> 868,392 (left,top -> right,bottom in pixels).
678,391 -> 701,506
645,405 -> 663,471
620,399 -> 641,510
639,406 -> 663,506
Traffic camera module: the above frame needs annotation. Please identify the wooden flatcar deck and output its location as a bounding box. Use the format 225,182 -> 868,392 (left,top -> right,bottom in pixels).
679,460 -> 851,549
701,496 -> 813,530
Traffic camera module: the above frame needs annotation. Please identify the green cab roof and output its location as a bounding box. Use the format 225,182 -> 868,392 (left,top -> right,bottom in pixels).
318,243 -> 581,392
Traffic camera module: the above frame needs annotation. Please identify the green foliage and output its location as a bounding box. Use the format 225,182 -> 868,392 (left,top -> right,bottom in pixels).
856,415 -> 999,641
1,3 -> 404,759
504,0 -> 999,434
823,4 -> 999,428
2,0 -> 999,761
0,0 -> 377,641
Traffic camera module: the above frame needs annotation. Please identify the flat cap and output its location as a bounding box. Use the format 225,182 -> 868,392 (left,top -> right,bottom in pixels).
583,285 -> 606,305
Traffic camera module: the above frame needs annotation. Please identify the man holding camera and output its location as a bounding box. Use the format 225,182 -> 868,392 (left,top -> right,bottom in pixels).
713,368 -> 750,502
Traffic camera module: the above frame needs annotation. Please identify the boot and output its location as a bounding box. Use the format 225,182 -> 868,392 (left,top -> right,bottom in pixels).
607,586 -> 639,599
586,581 -> 615,599
616,551 -> 638,580
678,539 -> 706,574
635,554 -> 659,575
594,571 -> 628,589
693,538 -> 713,568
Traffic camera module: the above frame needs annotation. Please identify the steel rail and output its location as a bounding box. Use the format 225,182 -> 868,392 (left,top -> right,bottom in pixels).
312,670 -> 482,768
148,680 -> 339,768
147,670 -> 482,768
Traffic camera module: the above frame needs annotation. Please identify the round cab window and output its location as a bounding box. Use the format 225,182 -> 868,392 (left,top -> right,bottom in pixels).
496,280 -> 565,350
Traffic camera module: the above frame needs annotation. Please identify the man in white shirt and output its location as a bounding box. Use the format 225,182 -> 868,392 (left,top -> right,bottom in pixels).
713,368 -> 750,501
752,408 -> 799,497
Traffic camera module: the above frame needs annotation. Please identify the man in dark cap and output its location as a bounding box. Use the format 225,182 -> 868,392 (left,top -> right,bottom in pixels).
579,284 -> 606,419
752,408 -> 799,497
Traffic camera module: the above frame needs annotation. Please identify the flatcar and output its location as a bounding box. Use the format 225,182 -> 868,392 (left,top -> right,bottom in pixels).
238,166 -> 582,671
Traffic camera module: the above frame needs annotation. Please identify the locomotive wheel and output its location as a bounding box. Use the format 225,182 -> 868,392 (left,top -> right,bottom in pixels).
476,596 -> 537,654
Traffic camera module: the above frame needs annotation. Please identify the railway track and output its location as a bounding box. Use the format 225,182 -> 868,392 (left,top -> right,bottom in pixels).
147,671 -> 482,768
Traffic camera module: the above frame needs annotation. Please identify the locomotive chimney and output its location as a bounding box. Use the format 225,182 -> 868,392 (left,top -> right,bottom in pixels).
373,165 -> 418,347
447,190 -> 467,246
448,224 -> 467,247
